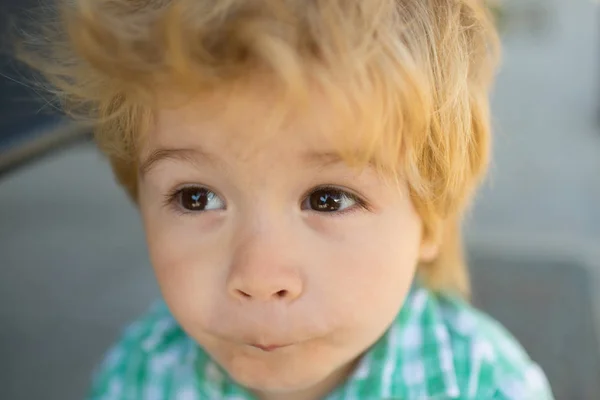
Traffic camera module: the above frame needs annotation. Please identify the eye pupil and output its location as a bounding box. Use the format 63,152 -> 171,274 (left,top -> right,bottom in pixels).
181,188 -> 209,210
310,190 -> 343,212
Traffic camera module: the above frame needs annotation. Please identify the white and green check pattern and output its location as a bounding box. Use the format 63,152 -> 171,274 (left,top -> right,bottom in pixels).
88,285 -> 554,399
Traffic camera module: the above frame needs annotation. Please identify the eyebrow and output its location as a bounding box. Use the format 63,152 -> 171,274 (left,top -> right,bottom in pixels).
301,151 -> 349,168
139,147 -> 222,176
139,146 -> 360,176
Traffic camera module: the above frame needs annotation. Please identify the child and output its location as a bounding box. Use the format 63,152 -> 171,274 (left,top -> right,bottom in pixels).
20,0 -> 554,398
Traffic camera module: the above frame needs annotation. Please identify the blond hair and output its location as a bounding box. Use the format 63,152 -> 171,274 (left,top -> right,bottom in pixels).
17,0 -> 500,296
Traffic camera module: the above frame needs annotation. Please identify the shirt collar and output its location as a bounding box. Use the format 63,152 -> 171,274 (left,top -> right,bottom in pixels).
336,286 -> 461,400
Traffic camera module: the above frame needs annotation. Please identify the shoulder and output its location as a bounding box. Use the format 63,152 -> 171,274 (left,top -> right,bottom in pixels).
87,301 -> 203,400
403,287 -> 554,399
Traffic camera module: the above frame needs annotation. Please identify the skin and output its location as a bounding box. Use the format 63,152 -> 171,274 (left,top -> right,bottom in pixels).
137,84 -> 438,400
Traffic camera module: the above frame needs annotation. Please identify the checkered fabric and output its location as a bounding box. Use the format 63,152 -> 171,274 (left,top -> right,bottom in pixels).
88,285 -> 554,399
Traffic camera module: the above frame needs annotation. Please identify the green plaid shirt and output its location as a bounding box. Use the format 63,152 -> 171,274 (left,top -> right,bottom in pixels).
88,285 -> 553,399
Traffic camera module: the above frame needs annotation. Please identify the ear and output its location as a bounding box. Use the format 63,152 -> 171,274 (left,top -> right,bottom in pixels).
419,238 -> 440,263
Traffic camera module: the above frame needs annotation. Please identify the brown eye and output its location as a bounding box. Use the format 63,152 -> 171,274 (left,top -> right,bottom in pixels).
177,187 -> 224,212
303,188 -> 358,213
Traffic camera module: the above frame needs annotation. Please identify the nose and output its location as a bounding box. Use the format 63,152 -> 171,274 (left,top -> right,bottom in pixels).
226,233 -> 304,303
230,279 -> 300,302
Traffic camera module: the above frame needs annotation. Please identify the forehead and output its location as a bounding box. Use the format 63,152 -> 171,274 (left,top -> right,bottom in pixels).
148,82 -> 365,161
141,75 -> 408,186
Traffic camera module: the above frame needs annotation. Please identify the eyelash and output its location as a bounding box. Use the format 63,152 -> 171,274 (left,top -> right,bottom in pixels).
303,185 -> 370,216
163,185 -> 223,216
163,184 -> 371,216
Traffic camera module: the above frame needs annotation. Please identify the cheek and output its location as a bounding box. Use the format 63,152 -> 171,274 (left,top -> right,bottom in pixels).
141,209 -> 225,328
314,214 -> 422,328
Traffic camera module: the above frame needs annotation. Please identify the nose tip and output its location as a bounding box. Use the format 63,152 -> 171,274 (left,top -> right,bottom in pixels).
232,288 -> 294,302
227,266 -> 303,302
226,230 -> 304,303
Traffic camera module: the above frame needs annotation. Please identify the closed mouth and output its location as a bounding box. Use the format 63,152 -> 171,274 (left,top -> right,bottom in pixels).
249,343 -> 294,352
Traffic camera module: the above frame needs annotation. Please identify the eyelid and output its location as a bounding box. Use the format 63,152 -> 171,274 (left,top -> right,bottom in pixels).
305,184 -> 361,198
167,183 -> 224,200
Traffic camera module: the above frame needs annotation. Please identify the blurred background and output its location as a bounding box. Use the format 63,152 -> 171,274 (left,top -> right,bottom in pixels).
1,0 -> 599,399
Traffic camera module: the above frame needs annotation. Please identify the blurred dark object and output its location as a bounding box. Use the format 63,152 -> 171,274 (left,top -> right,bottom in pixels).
487,0 -> 506,29
0,0 -> 91,177
470,237 -> 600,400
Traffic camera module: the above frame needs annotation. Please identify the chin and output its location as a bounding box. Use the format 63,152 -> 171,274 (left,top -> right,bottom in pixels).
223,348 -> 333,393
234,372 -> 320,393
232,360 -> 324,392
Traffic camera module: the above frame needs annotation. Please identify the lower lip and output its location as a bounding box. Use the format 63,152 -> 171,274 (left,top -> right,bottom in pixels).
250,344 -> 293,352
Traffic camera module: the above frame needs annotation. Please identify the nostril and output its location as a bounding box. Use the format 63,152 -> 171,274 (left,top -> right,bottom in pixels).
232,289 -> 291,300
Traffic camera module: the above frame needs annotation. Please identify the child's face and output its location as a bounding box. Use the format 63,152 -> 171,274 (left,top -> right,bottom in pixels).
138,84 -> 435,398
